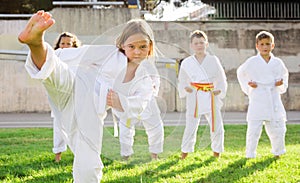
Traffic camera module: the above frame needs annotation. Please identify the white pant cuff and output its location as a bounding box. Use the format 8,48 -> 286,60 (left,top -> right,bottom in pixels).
52,146 -> 67,154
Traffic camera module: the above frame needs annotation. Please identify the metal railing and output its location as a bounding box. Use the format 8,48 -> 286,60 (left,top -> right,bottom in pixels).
0,50 -> 28,61
0,14 -> 32,18
0,50 -> 177,67
207,2 -> 300,20
1,1 -> 299,20
0,50 -> 28,56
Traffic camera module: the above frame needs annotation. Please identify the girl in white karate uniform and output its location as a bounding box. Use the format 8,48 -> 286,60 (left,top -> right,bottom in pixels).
51,32 -> 81,163
18,10 -> 161,183
107,22 -> 164,160
178,30 -> 227,159
237,31 -> 289,158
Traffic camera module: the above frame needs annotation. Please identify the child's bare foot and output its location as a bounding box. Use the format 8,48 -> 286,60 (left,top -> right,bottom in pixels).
55,152 -> 62,163
213,152 -> 220,158
122,155 -> 130,161
18,10 -> 55,46
274,155 -> 280,159
151,153 -> 158,160
181,152 -> 188,160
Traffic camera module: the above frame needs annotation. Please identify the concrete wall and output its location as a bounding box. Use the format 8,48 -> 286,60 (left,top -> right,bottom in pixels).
149,21 -> 300,112
1,8 -> 299,112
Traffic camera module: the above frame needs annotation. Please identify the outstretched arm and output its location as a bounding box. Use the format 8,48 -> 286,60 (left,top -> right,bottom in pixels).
18,10 -> 55,69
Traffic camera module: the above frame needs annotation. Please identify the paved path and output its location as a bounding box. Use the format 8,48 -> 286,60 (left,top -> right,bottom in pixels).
0,111 -> 299,128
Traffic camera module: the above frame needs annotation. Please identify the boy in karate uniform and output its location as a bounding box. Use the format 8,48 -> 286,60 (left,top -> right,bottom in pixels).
178,30 -> 227,159
237,31 -> 289,158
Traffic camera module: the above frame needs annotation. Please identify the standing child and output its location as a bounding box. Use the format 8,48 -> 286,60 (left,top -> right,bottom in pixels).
178,30 -> 227,159
106,20 -> 164,160
52,32 -> 81,162
18,10 -> 159,182
237,31 -> 289,158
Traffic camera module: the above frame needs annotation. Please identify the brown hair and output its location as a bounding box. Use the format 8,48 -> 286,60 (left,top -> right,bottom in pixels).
190,30 -> 208,43
115,19 -> 155,56
256,31 -> 274,44
54,32 -> 81,50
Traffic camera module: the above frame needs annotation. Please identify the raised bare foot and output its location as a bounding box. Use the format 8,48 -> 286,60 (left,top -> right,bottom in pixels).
18,10 -> 55,46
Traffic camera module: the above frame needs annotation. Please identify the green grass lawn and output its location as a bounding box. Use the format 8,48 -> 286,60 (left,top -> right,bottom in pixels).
0,124 -> 299,183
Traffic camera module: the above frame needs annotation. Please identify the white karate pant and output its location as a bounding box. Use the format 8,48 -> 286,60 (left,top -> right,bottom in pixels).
119,114 -> 164,156
52,117 -> 67,154
181,109 -> 224,153
72,132 -> 103,183
246,120 -> 286,158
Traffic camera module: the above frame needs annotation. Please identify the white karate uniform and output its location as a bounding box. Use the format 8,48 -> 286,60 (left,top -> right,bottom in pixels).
237,53 -> 289,158
52,111 -> 67,154
25,43 -> 127,183
178,54 -> 227,154
113,60 -> 164,157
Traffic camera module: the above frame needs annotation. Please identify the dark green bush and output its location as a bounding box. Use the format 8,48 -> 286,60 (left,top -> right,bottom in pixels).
0,0 -> 53,14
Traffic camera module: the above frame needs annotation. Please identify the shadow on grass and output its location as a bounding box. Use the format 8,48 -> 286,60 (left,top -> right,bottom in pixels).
102,158 -> 179,183
103,156 -> 216,183
102,157 -> 136,172
150,156 -> 216,180
22,171 -> 73,183
195,157 -> 277,183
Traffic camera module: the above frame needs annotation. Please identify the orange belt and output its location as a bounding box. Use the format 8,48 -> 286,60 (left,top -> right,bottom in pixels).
190,82 -> 216,132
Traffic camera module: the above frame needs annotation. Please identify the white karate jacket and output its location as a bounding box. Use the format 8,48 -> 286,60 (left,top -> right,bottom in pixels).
237,53 -> 289,121
25,43 -> 152,154
112,59 -> 159,122
178,54 -> 227,115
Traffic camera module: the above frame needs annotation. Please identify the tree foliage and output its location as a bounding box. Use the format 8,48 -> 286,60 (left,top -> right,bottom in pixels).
0,0 -> 53,14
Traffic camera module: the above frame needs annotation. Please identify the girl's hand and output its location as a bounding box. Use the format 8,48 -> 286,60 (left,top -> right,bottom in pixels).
185,87 -> 193,93
275,79 -> 283,86
213,90 -> 221,95
107,89 -> 124,112
248,81 -> 257,88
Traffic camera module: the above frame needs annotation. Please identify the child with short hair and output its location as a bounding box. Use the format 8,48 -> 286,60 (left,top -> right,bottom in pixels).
237,31 -> 289,158
178,30 -> 227,159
